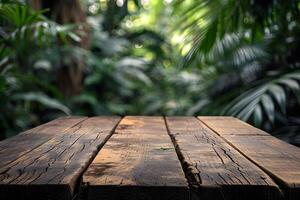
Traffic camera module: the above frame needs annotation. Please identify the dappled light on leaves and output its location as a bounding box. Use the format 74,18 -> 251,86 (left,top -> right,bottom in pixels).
0,0 -> 299,146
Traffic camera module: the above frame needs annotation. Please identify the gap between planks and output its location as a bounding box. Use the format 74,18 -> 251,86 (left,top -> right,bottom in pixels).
165,116 -> 282,200
81,116 -> 189,200
0,116 -> 122,200
1,116 -> 297,200
163,117 -> 197,188
76,116 -> 123,200
198,116 -> 299,200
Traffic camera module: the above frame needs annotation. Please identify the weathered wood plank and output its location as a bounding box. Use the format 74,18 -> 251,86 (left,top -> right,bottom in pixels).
82,116 -> 189,200
166,116 -> 281,200
198,117 -> 270,136
199,116 -> 300,200
0,116 -> 121,200
0,116 -> 87,167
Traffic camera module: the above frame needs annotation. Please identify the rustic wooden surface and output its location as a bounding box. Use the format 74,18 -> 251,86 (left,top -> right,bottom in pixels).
0,116 -> 300,200
0,116 -> 87,167
199,116 -> 300,200
82,116 -> 189,200
166,117 -> 281,200
0,116 -> 120,200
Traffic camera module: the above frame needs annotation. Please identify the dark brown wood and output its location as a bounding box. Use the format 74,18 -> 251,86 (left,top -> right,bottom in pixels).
166,116 -> 281,200
1,115 -> 299,200
199,116 -> 300,200
0,116 -> 87,167
0,116 -> 120,200
82,116 -> 189,200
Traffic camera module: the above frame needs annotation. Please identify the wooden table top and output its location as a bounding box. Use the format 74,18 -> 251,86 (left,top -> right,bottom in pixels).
0,116 -> 299,200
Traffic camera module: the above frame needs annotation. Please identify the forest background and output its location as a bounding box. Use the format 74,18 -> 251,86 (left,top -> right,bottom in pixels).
1,0 -> 300,146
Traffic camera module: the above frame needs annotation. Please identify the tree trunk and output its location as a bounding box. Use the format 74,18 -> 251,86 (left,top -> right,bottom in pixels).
31,0 -> 90,97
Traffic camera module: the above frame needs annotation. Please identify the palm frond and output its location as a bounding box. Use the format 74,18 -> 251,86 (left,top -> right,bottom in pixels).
222,70 -> 300,127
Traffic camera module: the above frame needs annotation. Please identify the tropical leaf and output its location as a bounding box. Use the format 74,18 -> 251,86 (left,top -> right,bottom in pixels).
13,92 -> 71,115
223,71 -> 300,127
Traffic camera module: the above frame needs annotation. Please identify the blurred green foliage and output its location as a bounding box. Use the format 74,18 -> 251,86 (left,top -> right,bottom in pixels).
0,0 -> 299,145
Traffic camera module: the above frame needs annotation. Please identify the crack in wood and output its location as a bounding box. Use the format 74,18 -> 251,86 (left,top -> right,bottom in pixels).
165,116 -> 282,200
0,116 -> 122,200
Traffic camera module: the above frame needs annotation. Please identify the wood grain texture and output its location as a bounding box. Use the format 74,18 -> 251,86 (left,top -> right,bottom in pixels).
0,116 -> 120,200
198,117 -> 270,136
0,116 -> 87,168
199,116 -> 300,200
82,116 -> 189,200
166,116 -> 281,200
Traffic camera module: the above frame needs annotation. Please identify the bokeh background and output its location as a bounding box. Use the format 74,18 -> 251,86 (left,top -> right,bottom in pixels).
1,0 -> 300,146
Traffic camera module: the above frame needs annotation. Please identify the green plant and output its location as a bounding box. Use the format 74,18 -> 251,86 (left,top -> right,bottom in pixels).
0,1 -> 77,138
173,0 -> 300,137
1,0 -> 299,147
